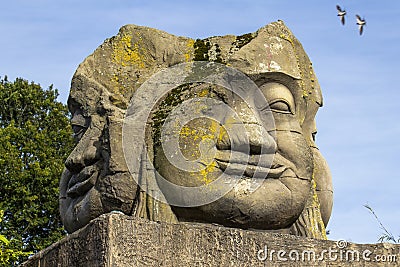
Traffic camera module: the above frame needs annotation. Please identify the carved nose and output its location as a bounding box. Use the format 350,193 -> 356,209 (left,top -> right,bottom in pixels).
217,98 -> 276,155
65,126 -> 102,173
65,144 -> 99,173
216,122 -> 276,155
216,101 -> 276,155
245,123 -> 276,154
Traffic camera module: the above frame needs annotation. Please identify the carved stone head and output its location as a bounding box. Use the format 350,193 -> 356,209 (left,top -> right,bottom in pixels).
60,21 -> 332,238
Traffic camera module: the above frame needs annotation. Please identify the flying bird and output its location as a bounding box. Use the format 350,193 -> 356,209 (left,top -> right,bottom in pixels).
336,5 -> 346,25
356,15 -> 366,35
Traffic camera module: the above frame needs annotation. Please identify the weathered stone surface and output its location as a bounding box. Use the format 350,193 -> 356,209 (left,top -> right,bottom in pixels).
23,213 -> 399,267
60,21 -> 333,239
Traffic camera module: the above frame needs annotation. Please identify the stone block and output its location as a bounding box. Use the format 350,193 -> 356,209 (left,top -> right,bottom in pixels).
22,213 -> 400,266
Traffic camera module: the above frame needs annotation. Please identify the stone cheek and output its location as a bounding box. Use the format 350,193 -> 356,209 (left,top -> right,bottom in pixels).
107,116 -> 128,173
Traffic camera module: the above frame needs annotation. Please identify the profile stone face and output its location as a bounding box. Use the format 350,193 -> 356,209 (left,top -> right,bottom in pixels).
59,21 -> 333,239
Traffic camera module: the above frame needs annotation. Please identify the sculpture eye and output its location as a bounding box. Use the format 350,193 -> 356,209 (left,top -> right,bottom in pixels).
259,82 -> 295,115
70,111 -> 89,143
269,99 -> 293,114
72,124 -> 87,142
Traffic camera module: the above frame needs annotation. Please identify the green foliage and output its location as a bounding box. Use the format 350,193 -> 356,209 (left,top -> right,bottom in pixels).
0,76 -> 74,265
0,210 -> 31,266
364,204 -> 400,243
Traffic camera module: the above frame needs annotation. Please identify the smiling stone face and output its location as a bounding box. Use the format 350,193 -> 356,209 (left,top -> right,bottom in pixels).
153,81 -> 312,229
59,21 -> 332,239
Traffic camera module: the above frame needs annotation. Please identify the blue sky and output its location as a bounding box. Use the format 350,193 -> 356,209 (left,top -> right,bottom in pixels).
1,0 -> 400,244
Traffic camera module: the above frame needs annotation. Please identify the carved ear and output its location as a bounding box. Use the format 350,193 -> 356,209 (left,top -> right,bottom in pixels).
289,185 -> 328,239
289,146 -> 333,240
311,147 -> 333,226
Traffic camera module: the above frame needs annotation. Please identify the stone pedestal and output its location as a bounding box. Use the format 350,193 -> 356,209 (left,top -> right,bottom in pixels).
22,213 -> 399,266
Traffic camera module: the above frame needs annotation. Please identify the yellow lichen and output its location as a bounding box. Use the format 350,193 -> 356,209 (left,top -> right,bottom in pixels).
279,33 -> 314,106
185,39 -> 195,62
111,73 -> 119,83
279,33 -> 294,47
199,161 -> 217,185
108,32 -> 151,106
112,34 -> 146,68
197,88 -> 209,97
179,121 -> 219,147
310,175 -> 328,240
179,119 -> 221,185
180,125 -> 201,142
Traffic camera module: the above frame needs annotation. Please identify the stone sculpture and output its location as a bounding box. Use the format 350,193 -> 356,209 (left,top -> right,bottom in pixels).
59,21 -> 333,239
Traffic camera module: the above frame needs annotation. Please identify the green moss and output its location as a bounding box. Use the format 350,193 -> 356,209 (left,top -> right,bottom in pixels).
214,44 -> 223,63
151,83 -> 222,146
193,39 -> 211,61
193,38 -> 225,63
232,33 -> 254,49
151,84 -> 193,146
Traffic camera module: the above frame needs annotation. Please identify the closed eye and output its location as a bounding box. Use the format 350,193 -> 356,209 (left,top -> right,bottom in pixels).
269,99 -> 293,114
259,82 -> 296,115
70,111 -> 89,143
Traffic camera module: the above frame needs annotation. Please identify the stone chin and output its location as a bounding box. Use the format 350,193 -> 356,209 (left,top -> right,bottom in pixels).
60,168 -> 137,233
169,177 -> 310,230
59,169 -> 103,233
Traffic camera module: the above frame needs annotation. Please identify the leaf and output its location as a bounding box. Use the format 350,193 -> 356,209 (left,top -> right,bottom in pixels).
0,235 -> 10,245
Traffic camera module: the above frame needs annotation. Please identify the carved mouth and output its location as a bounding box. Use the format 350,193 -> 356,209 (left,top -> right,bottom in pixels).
214,150 -> 294,179
67,165 -> 98,197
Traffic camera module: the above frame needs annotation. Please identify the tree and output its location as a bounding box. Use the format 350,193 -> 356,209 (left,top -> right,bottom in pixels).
0,76 -> 74,265
0,210 -> 31,265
